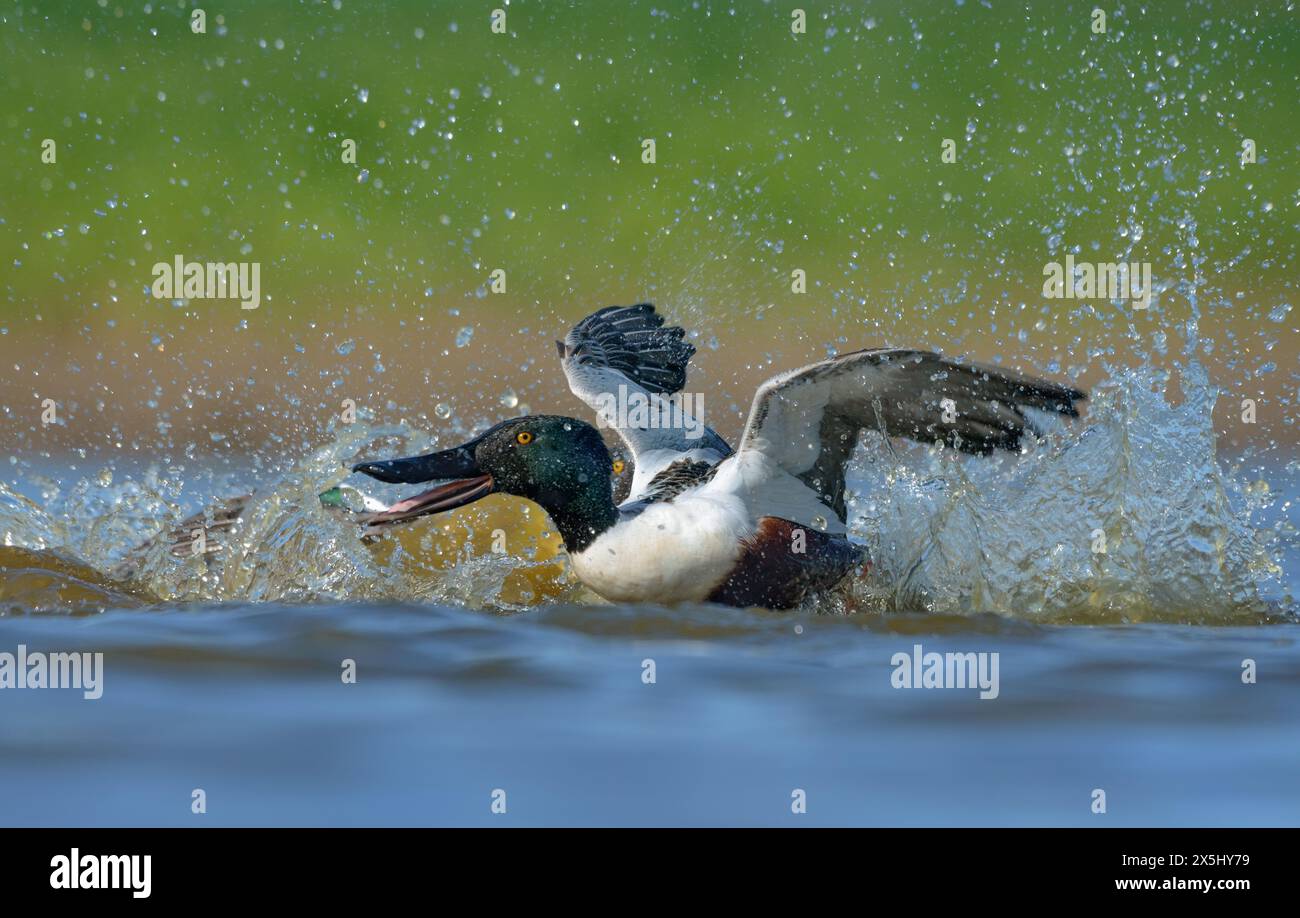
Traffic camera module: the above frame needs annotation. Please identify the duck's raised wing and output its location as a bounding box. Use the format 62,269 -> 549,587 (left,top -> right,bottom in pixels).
557,303 -> 731,461
738,348 -> 1087,522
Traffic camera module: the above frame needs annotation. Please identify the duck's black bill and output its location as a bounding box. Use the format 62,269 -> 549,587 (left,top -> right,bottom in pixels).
351,441 -> 481,484
351,442 -> 494,529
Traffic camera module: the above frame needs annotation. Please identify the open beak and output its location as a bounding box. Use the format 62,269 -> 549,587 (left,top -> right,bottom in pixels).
350,441 -> 495,529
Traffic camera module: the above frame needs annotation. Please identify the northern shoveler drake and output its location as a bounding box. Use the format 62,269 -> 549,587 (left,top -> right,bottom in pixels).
351,304 -> 1087,610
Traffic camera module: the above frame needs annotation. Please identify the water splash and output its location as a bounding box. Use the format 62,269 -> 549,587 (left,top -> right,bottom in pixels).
845,359 -> 1290,622
0,422 -> 577,614
1,359 -> 1292,622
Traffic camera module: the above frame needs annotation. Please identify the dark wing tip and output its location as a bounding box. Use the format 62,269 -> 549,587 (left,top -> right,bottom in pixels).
948,366 -> 1088,454
1012,377 -> 1088,416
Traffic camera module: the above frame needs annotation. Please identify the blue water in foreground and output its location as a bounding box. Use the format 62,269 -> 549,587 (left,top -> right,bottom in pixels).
1,603 -> 1296,827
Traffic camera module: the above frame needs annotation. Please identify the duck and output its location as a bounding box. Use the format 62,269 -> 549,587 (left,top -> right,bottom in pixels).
351,304 -> 1087,610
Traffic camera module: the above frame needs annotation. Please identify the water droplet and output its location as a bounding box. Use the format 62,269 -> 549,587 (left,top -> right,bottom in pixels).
435,403 -> 452,419
499,388 -> 518,408
455,326 -> 474,348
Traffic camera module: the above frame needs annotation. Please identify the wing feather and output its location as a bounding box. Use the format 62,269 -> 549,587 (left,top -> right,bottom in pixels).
739,348 -> 1086,521
557,304 -> 731,472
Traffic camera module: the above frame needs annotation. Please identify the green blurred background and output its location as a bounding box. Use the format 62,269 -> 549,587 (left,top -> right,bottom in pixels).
1,0 -> 1295,461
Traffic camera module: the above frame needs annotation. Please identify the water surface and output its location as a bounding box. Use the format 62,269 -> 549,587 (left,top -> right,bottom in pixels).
1,601 -> 1296,826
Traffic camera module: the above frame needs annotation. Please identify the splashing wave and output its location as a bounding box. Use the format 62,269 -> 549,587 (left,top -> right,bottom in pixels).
1,365 -> 1293,622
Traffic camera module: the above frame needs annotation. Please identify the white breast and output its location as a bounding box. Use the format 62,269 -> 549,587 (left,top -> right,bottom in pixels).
570,491 -> 752,604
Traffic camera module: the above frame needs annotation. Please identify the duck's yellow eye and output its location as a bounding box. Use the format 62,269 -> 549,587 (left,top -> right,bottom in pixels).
612,459 -> 625,475
516,431 -> 533,445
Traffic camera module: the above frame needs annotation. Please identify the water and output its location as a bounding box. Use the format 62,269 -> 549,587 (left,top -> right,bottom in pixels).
0,361 -> 1296,826
1,604 -> 1296,826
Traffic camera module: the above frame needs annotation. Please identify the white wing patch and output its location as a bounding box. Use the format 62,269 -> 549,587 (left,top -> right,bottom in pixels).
703,451 -> 847,535
557,304 -> 733,491
564,362 -> 713,460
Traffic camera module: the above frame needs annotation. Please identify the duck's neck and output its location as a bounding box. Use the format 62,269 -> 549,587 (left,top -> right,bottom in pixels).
540,482 -> 619,554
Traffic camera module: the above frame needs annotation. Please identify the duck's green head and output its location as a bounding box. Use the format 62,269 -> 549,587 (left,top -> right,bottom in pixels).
352,415 -> 619,551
